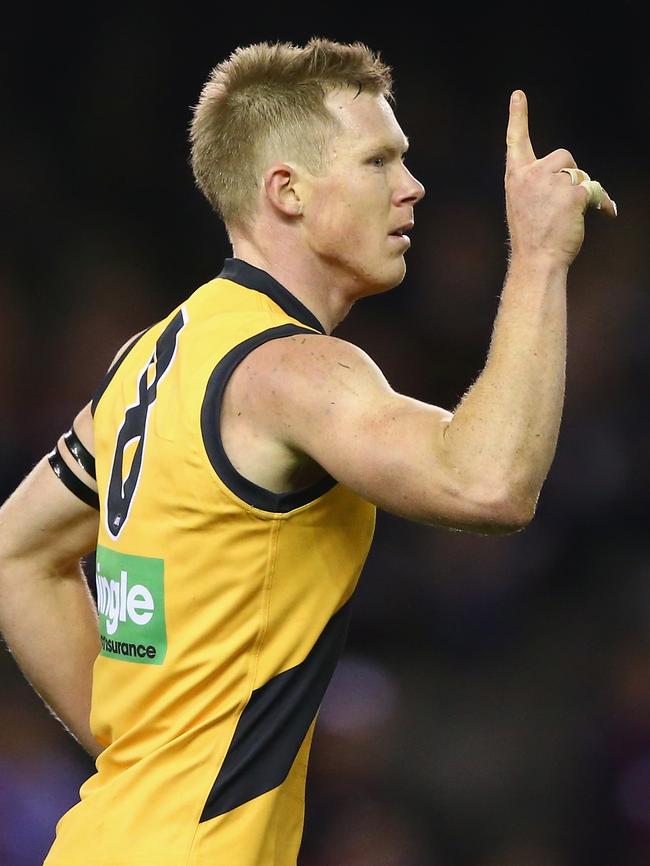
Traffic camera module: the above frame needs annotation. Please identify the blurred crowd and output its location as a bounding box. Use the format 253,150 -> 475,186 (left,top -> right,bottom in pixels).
2,8 -> 649,866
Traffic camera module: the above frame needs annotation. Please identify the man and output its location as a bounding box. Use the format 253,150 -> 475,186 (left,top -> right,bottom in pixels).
0,38 -> 615,866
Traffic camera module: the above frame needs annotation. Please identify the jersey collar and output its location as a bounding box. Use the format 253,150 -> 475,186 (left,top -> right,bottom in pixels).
219,258 -> 326,335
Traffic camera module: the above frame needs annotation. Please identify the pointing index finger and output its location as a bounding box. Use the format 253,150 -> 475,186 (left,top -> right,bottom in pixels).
506,90 -> 536,169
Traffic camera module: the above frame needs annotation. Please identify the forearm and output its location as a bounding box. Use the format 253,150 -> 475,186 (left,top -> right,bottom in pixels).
443,254 -> 567,518
0,554 -> 102,757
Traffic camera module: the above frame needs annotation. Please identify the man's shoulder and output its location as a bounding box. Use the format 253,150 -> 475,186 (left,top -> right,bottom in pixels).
237,331 -> 383,386
226,330 -> 391,444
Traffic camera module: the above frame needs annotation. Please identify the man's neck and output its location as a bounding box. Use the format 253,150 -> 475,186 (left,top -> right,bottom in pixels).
231,237 -> 354,335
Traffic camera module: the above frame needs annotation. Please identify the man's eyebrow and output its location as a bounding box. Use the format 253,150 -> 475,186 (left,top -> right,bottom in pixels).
364,137 -> 410,156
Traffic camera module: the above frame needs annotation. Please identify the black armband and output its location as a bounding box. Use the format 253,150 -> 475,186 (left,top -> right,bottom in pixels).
48,445 -> 100,510
63,427 -> 96,479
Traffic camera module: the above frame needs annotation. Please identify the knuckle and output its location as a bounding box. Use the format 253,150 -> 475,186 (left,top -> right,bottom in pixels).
554,148 -> 575,165
506,163 -> 533,189
504,167 -> 520,187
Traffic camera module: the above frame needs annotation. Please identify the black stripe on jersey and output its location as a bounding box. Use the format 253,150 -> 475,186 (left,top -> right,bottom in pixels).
199,596 -> 353,822
63,428 -> 96,479
201,324 -> 337,512
47,445 -> 100,510
220,258 -> 326,335
91,329 -> 151,417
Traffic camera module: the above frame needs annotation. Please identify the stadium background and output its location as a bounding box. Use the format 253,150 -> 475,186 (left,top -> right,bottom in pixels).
2,5 -> 649,865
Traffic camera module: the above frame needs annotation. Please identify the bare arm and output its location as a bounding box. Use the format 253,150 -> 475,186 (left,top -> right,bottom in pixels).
447,89 -> 615,513
0,402 -> 101,755
0,333 -> 144,756
228,92 -> 615,533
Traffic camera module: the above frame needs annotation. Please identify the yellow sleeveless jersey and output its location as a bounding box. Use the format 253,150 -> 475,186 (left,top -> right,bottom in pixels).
44,259 -> 376,866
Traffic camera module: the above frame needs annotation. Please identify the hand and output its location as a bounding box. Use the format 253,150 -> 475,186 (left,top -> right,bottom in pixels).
505,90 -> 616,269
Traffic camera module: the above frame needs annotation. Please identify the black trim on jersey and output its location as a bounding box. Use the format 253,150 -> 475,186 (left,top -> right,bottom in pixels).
63,428 -> 96,479
47,445 -> 100,510
199,597 -> 353,822
91,329 -> 151,417
220,258 -> 326,335
106,309 -> 186,538
201,324 -> 337,512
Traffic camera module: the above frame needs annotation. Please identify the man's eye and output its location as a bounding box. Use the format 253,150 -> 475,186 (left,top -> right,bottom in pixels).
371,156 -> 385,167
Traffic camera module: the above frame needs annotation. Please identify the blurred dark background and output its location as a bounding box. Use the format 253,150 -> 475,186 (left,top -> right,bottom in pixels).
2,4 -> 650,865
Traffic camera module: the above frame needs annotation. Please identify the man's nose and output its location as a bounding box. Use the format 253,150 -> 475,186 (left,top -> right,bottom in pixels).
400,167 -> 425,204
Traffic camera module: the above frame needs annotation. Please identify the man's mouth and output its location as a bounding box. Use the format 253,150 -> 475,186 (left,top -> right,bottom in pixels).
389,220 -> 415,238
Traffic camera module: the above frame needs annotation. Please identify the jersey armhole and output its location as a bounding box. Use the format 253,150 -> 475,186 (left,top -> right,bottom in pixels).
200,324 -> 337,513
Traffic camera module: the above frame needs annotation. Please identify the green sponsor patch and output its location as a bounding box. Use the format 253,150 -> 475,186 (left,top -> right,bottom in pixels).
96,546 -> 167,665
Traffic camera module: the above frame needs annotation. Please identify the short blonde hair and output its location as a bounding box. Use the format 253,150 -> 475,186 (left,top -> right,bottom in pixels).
189,38 -> 393,229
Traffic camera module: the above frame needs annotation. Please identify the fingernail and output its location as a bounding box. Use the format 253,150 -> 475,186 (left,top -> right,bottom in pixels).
512,91 -> 522,103
613,200 -> 618,217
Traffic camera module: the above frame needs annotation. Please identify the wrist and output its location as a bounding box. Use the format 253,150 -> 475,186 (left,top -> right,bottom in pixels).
506,250 -> 569,281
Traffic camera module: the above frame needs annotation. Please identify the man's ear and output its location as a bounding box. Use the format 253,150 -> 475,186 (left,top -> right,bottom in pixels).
263,163 -> 304,217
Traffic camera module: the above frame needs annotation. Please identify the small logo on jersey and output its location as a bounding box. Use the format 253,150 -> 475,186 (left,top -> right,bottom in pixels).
96,545 -> 167,665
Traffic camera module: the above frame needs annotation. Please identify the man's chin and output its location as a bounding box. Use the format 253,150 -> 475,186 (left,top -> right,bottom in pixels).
375,258 -> 407,293
347,256 -> 407,299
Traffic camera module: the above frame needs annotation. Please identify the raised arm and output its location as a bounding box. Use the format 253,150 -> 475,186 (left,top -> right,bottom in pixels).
226,91 -> 615,533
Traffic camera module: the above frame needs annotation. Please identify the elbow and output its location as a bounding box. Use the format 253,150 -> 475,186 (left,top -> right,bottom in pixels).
419,476 -> 538,534
427,488 -> 536,535
478,488 -> 537,535
457,480 -> 536,535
